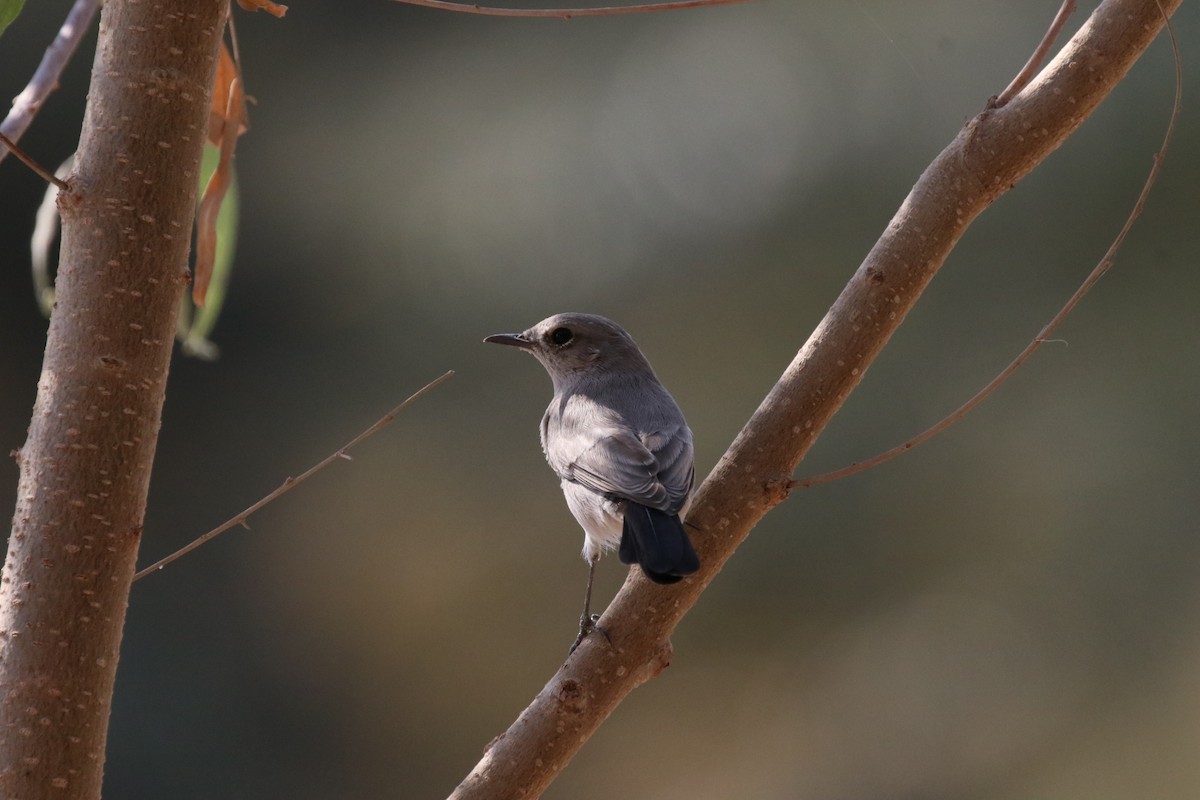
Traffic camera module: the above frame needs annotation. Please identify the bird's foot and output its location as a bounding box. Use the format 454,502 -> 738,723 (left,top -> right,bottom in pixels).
568,613 -> 611,655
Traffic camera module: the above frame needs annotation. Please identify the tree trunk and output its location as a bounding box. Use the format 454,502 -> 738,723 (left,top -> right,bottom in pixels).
0,2 -> 229,798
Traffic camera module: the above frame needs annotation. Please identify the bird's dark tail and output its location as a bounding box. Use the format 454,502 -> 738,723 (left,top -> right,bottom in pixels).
619,503 -> 700,584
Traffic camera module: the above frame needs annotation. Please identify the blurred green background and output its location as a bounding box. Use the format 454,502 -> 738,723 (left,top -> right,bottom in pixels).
2,1 -> 1199,798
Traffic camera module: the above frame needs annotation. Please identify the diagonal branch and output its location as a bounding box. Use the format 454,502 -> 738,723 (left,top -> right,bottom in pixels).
797,3 -> 1182,490
448,1 -> 1183,797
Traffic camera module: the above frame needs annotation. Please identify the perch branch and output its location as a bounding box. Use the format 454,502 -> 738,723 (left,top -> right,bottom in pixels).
447,1 -> 1183,798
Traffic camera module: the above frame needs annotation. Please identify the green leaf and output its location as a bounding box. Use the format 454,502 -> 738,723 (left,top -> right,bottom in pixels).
0,0 -> 27,38
30,155 -> 74,317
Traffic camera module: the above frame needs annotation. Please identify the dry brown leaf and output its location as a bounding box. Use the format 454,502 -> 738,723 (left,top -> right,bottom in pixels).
237,0 -> 288,17
209,43 -> 247,143
194,68 -> 244,307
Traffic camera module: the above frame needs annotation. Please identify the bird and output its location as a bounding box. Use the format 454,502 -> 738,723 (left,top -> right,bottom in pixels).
485,313 -> 700,652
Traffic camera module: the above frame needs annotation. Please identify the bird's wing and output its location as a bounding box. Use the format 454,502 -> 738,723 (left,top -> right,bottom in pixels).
559,423 -> 693,514
641,424 -> 694,511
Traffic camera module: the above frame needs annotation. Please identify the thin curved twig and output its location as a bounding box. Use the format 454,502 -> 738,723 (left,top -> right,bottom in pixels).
991,0 -> 1077,108
0,0 -> 101,163
392,0 -> 752,19
796,0 -> 1180,490
133,371 -> 454,582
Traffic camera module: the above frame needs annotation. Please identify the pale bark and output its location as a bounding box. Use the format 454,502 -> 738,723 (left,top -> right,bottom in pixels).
449,0 -> 1183,797
0,2 -> 229,799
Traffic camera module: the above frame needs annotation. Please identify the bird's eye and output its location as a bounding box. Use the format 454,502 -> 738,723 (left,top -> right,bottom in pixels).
549,327 -> 573,346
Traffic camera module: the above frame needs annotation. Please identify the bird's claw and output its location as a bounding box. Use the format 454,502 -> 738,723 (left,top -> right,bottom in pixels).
568,613 -> 611,655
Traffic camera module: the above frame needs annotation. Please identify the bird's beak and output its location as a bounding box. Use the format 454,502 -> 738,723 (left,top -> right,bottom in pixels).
483,332 -> 535,350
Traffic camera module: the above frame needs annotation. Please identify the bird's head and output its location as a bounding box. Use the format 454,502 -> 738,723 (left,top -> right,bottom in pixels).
484,313 -> 653,389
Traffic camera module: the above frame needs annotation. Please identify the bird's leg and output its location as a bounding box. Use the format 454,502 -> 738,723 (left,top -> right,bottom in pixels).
580,556 -> 597,627
569,556 -> 610,654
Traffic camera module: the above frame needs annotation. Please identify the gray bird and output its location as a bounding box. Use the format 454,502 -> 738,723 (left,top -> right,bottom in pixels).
485,313 -> 700,650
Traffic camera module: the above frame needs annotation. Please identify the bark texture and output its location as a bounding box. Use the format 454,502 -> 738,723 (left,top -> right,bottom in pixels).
0,2 -> 229,798
449,0 -> 1182,797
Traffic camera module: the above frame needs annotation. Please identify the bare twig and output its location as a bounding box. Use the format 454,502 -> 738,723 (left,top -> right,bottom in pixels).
0,131 -> 70,189
796,0 -> 1181,490
133,371 -> 454,581
447,2 -> 1183,798
991,0 -> 1077,108
392,0 -> 752,19
0,0 -> 101,164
